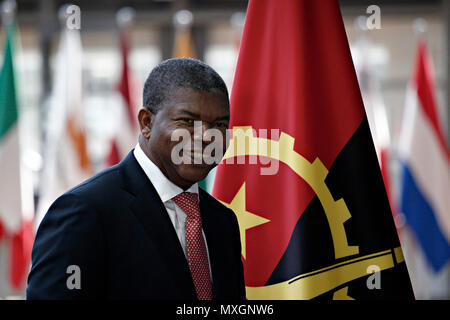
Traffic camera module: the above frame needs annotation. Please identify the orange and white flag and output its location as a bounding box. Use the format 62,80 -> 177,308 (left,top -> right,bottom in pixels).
37,27 -> 92,226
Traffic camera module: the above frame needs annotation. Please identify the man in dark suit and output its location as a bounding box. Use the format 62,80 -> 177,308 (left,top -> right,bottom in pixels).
27,58 -> 245,300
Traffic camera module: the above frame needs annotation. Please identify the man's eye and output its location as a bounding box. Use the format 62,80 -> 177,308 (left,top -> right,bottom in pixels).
179,118 -> 195,124
215,122 -> 228,128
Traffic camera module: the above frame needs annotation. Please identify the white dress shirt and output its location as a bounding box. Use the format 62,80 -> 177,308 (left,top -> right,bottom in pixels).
133,143 -> 212,278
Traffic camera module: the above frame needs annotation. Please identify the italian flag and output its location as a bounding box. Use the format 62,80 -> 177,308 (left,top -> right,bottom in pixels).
0,24 -> 34,292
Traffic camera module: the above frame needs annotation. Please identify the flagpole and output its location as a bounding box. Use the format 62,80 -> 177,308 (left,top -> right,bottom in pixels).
0,0 -> 16,27
172,9 -> 195,58
230,11 -> 245,48
230,11 -> 245,74
116,6 -> 135,32
173,9 -> 193,31
412,18 -> 428,48
57,4 -> 70,27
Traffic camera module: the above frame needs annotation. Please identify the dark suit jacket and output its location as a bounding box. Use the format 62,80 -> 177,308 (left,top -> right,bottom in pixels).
27,151 -> 245,300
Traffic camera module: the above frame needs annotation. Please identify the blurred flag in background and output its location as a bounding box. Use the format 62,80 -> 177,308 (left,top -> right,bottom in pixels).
398,39 -> 450,298
0,9 -> 34,295
36,18 -> 92,226
105,8 -> 139,167
172,9 -> 196,59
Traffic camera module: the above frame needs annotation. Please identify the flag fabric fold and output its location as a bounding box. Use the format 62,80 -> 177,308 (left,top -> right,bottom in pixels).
213,0 -> 414,299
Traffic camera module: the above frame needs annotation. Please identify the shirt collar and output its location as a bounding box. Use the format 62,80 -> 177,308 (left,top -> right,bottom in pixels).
133,143 -> 198,203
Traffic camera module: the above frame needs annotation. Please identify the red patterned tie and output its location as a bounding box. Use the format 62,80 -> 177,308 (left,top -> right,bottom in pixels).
172,192 -> 213,300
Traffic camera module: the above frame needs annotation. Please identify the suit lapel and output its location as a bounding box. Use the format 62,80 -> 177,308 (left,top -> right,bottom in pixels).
199,189 -> 228,300
119,151 -> 197,299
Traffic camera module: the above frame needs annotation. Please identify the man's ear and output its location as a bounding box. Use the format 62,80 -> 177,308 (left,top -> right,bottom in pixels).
138,108 -> 154,139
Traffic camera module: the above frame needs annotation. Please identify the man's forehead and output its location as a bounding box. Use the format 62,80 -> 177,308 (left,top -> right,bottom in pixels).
166,86 -> 225,99
162,88 -> 229,111
168,103 -> 230,118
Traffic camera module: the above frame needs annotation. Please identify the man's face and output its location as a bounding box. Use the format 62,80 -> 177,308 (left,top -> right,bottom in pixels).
139,87 -> 230,190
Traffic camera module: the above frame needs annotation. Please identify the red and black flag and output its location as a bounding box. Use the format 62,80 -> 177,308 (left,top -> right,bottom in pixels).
213,0 -> 414,299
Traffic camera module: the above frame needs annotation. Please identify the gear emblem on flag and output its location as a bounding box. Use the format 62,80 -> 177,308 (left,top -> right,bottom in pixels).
219,126 -> 406,299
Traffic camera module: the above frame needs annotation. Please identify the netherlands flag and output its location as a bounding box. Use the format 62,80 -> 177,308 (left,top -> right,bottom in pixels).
399,40 -> 450,272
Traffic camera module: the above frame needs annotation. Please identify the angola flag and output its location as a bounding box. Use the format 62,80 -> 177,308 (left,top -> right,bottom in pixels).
213,0 -> 414,300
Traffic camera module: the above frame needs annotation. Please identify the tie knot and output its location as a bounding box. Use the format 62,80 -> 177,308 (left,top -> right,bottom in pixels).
172,192 -> 201,220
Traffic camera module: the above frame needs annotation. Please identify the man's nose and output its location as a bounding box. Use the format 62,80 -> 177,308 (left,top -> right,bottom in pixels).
193,121 -> 213,143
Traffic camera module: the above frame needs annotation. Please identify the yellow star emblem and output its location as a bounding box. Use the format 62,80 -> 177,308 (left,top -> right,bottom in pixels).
220,182 -> 270,259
